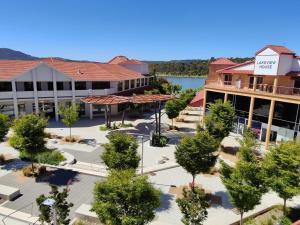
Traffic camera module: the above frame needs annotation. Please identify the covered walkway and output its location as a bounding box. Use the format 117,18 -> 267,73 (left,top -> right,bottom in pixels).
81,94 -> 175,135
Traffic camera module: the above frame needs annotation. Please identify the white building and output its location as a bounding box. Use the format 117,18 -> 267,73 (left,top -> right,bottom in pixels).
0,57 -> 152,121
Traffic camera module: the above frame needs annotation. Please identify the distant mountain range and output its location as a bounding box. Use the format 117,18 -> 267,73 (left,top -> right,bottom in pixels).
0,48 -> 39,60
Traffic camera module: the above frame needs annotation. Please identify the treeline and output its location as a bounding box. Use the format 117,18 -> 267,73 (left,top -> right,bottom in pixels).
148,57 -> 253,77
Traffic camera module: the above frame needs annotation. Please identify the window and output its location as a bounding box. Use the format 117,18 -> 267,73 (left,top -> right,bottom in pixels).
37,82 -> 53,91
75,82 -> 87,90
136,79 -> 140,87
141,78 -> 145,86
131,80 -> 135,89
118,81 -> 123,91
24,82 -> 34,91
92,82 -> 110,90
48,82 -> 54,91
57,82 -> 71,90
224,74 -> 232,85
145,78 -> 148,86
125,80 -> 129,90
249,76 -> 263,89
0,82 -> 12,92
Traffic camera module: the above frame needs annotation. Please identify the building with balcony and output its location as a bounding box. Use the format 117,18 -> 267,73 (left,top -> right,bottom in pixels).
0,57 -> 152,121
204,45 -> 300,149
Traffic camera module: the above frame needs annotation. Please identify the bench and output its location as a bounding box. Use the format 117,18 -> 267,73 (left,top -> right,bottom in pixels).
0,184 -> 20,200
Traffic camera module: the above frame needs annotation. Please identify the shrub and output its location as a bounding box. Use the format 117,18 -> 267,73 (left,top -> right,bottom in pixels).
280,216 -> 292,225
38,166 -> 47,175
120,123 -> 133,128
37,151 -> 65,165
64,136 -> 78,142
0,113 -> 10,141
0,154 -> 5,163
22,165 -> 37,177
151,133 -> 168,147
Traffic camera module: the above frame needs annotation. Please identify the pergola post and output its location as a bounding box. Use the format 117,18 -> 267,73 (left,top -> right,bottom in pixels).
121,104 -> 126,126
158,101 -> 161,138
108,105 -> 112,128
104,105 -> 108,127
154,102 -> 158,133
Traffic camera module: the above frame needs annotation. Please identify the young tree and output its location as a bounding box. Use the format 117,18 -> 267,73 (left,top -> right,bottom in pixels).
36,185 -> 73,225
0,113 -> 10,141
101,132 -> 140,170
175,131 -> 218,188
58,103 -> 79,139
176,187 -> 210,225
92,170 -> 160,225
204,99 -> 236,140
220,137 -> 267,225
162,83 -> 182,95
10,114 -> 48,172
165,100 -> 181,128
263,141 -> 300,214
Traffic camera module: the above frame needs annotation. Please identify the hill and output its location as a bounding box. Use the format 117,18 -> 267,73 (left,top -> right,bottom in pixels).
0,48 -> 38,60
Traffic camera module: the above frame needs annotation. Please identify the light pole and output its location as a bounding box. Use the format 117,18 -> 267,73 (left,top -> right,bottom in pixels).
138,135 -> 144,174
42,198 -> 57,225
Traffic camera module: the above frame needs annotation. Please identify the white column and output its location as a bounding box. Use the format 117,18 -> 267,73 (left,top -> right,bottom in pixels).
11,80 -> 19,118
71,80 -> 76,103
52,70 -> 59,121
32,70 -> 39,114
89,104 -> 93,120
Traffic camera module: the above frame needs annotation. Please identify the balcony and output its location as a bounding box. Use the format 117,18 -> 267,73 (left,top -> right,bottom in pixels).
0,92 -> 13,99
205,80 -> 300,102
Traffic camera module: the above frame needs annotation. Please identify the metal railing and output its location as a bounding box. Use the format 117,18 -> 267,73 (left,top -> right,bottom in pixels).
205,80 -> 300,97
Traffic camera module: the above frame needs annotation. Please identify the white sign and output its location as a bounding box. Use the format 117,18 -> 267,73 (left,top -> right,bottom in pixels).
254,55 -> 279,75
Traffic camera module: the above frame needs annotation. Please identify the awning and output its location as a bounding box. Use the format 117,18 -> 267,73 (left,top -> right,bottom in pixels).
81,94 -> 175,105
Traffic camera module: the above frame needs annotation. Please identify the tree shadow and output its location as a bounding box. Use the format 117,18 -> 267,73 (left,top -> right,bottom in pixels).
1,159 -> 29,171
156,193 -> 174,212
211,191 -> 234,209
35,168 -> 80,186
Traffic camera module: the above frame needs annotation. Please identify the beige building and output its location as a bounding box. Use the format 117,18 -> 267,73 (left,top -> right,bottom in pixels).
0,57 -> 152,121
203,45 -> 300,149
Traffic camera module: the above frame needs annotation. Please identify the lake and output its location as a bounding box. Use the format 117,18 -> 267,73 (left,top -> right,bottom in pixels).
161,76 -> 206,90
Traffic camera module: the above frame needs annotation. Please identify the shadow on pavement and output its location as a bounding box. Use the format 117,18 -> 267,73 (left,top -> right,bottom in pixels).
36,168 -> 80,186
156,193 -> 174,212
212,191 -> 234,209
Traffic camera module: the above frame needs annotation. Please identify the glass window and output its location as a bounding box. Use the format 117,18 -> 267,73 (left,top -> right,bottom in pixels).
24,82 -> 34,91
56,82 -> 64,90
131,80 -> 135,89
145,78 -> 148,86
136,79 -> 140,87
141,78 -> 145,86
224,74 -> 232,85
118,81 -> 123,91
48,82 -> 53,91
75,82 -> 87,90
0,82 -> 12,92
92,82 -> 110,90
125,80 -> 129,90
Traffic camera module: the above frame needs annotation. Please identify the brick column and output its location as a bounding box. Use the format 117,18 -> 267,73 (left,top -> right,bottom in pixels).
273,76 -> 278,94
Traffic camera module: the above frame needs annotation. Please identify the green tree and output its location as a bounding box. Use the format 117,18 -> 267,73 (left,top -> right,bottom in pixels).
0,113 -> 10,141
58,103 -> 79,138
175,131 -> 218,188
92,170 -> 161,225
263,141 -> 300,214
10,114 -> 48,172
176,187 -> 210,225
220,137 -> 267,225
162,83 -> 182,95
36,185 -> 73,225
165,100 -> 181,128
102,132 -> 140,170
204,99 -> 236,140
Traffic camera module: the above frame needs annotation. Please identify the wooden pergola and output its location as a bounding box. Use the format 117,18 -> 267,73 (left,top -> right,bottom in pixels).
81,94 -> 175,136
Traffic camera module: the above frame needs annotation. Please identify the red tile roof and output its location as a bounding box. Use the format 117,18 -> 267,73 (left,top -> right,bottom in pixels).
216,60 -> 254,73
210,58 -> 237,65
256,45 -> 295,55
108,56 -> 129,64
0,60 -> 41,80
218,69 -> 254,75
46,61 -> 144,81
189,90 -> 204,107
0,60 -> 144,81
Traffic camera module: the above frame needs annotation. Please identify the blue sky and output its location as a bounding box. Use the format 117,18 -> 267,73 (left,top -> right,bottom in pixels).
0,0 -> 299,61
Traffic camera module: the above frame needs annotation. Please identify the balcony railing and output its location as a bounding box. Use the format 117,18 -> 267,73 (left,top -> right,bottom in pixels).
205,80 -> 300,97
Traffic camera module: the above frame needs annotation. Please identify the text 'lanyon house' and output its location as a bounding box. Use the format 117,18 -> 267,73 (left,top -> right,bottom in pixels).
0,55 -> 152,121
204,45 -> 300,149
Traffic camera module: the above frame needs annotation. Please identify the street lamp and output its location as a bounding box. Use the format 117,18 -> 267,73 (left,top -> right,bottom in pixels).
42,198 -> 57,225
138,135 -> 144,175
